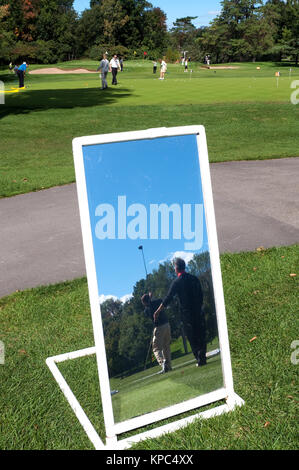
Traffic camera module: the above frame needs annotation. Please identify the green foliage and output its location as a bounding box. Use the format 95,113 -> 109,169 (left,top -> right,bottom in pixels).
164,47 -> 181,63
0,31 -> 16,61
77,0 -> 167,60
10,41 -> 38,62
89,44 -> 129,61
168,0 -> 299,64
1,1 -> 298,65
170,16 -> 197,51
0,0 -> 79,64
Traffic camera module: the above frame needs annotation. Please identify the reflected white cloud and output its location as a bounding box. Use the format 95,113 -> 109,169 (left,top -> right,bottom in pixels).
99,294 -> 118,304
99,293 -> 132,304
159,251 -> 195,266
120,293 -> 133,303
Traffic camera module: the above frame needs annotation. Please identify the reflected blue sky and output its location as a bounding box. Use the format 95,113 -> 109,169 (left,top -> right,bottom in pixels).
82,135 -> 210,300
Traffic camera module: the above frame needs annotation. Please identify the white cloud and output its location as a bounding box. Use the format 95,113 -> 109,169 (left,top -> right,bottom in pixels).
159,251 -> 195,266
208,10 -> 220,15
99,294 -> 118,304
171,251 -> 195,265
120,293 -> 133,304
99,293 -> 132,305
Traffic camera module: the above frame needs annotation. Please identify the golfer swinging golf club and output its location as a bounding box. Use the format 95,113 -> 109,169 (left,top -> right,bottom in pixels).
141,292 -> 172,374
154,257 -> 207,367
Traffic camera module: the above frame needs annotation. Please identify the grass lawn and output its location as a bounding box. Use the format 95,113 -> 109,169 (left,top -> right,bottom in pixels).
109,337 -> 222,423
0,245 -> 298,450
0,60 -> 298,197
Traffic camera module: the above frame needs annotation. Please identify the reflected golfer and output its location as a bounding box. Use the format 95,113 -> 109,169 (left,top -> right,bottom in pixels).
154,258 -> 207,367
141,293 -> 172,373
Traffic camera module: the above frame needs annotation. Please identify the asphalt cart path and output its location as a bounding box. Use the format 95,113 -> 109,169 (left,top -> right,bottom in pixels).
0,158 -> 298,298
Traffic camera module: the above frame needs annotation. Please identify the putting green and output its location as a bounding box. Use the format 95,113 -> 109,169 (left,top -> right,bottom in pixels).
0,59 -> 298,198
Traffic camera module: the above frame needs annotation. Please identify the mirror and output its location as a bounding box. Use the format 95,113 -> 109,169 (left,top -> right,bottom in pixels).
81,132 -> 223,424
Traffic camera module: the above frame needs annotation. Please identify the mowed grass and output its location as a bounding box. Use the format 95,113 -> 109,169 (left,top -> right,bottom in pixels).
0,245 -> 298,450
110,336 -> 222,423
0,60 -> 298,197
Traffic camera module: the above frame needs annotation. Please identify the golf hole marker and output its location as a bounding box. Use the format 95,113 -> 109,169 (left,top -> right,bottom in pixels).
47,126 -> 244,450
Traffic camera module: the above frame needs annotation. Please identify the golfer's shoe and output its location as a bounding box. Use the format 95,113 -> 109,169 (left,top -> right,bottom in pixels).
196,359 -> 207,367
161,362 -> 172,373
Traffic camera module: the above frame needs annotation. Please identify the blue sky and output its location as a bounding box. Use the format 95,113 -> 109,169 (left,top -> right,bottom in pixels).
82,135 -> 210,302
73,0 -> 222,28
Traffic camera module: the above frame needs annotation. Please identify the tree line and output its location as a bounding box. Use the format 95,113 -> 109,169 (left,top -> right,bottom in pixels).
0,1 -> 297,65
100,252 -> 218,378
178,0 -> 299,65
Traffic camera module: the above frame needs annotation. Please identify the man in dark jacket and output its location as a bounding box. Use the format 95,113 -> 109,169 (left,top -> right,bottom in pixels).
141,293 -> 172,373
154,258 -> 207,366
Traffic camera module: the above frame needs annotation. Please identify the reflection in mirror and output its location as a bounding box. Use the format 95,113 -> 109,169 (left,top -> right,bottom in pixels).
82,134 -> 223,424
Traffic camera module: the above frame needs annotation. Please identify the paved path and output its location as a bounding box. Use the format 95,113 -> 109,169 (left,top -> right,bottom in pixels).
0,158 -> 298,298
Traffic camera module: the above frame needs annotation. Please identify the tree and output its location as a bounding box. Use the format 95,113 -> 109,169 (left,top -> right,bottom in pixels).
170,16 -> 197,50
199,21 -> 231,63
142,7 -> 167,52
262,0 -> 298,62
100,298 -> 127,376
90,0 -> 102,6
0,3 -> 9,22
242,15 -> 275,61
199,0 -> 282,62
189,252 -> 218,344
118,311 -> 152,371
21,0 -> 40,41
0,4 -> 15,62
282,0 -> 299,64
113,0 -> 157,49
76,4 -> 103,53
35,0 -> 78,60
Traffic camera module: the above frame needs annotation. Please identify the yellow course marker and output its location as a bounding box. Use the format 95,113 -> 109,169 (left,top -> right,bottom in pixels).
0,87 -> 26,93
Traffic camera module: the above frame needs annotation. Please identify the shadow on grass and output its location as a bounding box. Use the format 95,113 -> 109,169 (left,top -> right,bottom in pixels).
0,85 -> 133,120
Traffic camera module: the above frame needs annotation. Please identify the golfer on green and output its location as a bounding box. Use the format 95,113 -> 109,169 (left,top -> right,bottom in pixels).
97,53 -> 109,90
141,293 -> 172,374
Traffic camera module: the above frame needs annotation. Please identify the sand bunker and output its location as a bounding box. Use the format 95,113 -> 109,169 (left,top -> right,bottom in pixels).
29,67 -> 97,74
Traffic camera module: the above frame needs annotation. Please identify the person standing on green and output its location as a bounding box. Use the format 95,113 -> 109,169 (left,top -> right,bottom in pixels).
16,62 -> 28,88
109,54 -> 121,85
97,54 -> 109,90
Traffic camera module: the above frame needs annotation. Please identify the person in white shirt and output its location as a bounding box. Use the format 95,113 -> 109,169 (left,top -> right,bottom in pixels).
109,54 -> 121,85
159,58 -> 167,80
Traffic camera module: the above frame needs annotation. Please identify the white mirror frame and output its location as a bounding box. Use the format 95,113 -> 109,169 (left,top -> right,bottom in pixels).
46,126 -> 244,450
